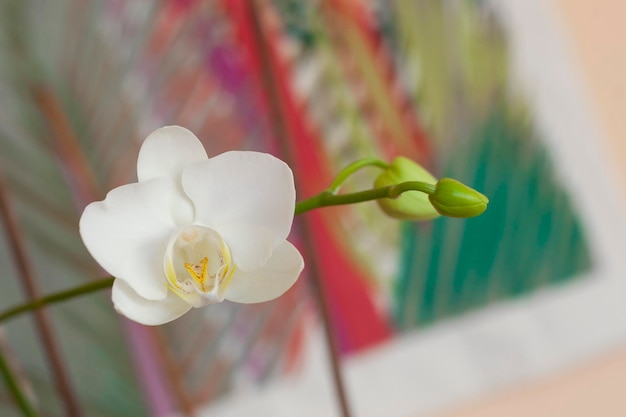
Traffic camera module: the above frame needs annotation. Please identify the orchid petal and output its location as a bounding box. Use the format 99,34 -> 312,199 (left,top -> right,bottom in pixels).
79,178 -> 176,300
137,125 -> 208,183
112,280 -> 191,326
182,151 -> 296,271
225,241 -> 304,303
136,126 -> 207,225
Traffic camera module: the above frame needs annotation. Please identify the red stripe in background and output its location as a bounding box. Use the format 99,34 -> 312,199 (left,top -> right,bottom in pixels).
326,0 -> 433,166
224,0 -> 391,354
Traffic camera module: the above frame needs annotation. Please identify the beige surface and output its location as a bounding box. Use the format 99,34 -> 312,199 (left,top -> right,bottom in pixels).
428,347 -> 626,417
428,1 -> 626,416
558,0 -> 626,190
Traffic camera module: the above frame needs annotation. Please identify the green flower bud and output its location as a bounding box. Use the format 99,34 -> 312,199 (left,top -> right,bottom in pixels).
374,157 -> 440,220
428,178 -> 489,218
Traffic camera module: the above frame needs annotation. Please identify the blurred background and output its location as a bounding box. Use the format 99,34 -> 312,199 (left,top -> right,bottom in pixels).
0,0 -> 625,416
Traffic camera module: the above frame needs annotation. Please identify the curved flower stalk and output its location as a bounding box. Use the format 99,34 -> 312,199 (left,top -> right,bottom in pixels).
374,156 -> 440,220
79,126 -> 304,325
375,157 -> 488,219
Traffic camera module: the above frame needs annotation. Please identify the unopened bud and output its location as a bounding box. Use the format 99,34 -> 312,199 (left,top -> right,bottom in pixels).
428,178 -> 488,218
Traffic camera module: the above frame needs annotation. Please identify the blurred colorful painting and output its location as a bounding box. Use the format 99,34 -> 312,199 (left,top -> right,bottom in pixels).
0,0 -> 616,416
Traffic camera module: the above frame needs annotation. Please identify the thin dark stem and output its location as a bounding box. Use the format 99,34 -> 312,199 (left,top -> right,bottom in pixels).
303,233 -> 353,416
0,165 -> 82,417
0,347 -> 37,417
247,2 -> 353,416
32,86 -> 102,206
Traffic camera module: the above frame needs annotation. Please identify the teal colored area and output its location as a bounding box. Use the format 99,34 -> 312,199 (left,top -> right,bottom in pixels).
394,109 -> 592,329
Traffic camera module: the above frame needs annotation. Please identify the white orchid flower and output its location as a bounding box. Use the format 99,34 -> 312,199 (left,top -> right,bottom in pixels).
79,126 -> 304,325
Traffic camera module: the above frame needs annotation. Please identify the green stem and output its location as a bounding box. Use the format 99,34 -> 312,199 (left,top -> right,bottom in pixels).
295,180 -> 435,215
327,158 -> 389,193
0,181 -> 434,323
0,348 -> 38,417
0,278 -> 114,323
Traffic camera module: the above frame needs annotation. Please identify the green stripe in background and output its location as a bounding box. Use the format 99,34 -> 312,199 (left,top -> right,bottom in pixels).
394,109 -> 592,330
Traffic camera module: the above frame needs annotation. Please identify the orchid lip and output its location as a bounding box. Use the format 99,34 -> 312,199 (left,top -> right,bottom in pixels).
163,224 -> 235,307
